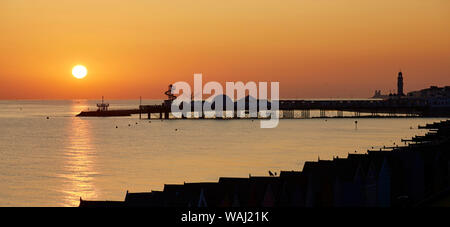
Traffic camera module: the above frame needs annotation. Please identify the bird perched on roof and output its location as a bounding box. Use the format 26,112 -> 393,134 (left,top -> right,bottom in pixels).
268,170 -> 274,176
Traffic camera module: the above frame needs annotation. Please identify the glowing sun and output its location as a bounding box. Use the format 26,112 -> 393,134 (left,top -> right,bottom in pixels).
72,65 -> 87,79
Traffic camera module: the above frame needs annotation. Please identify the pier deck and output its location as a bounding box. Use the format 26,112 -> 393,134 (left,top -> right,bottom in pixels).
77,98 -> 450,118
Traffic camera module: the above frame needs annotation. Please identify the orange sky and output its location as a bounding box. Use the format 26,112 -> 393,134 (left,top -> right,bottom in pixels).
1,0 -> 449,99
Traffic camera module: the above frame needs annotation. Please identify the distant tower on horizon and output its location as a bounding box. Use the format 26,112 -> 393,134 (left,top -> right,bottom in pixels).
397,71 -> 404,96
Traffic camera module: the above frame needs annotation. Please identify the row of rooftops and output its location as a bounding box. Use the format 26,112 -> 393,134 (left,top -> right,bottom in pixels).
406,86 -> 450,107
374,86 -> 450,102
80,120 -> 450,207
407,86 -> 450,99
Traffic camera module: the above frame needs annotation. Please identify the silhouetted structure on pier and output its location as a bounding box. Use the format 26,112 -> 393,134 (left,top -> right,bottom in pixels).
96,96 -> 110,111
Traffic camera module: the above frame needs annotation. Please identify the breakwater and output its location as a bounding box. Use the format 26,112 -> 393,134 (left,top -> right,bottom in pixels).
79,120 -> 450,207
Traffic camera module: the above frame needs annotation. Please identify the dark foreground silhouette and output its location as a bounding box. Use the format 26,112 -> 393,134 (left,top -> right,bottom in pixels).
80,120 -> 450,207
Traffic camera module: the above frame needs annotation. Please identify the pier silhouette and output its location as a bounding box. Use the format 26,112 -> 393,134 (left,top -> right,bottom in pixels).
78,83 -> 450,119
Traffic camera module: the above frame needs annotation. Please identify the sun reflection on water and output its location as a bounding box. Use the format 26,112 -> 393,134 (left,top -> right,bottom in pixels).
59,101 -> 99,206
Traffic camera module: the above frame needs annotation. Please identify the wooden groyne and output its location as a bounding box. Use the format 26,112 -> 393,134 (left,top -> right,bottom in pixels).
80,119 -> 450,207
76,109 -> 140,117
75,96 -> 142,117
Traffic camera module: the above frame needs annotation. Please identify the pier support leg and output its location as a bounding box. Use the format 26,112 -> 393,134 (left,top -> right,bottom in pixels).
160,112 -> 163,119
164,111 -> 169,119
283,110 -> 294,119
148,112 -> 151,119
388,112 -> 396,117
337,110 -> 343,118
320,110 -> 326,118
300,110 -> 310,119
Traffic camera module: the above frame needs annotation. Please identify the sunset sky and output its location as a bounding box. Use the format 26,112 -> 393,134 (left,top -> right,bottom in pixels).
1,0 -> 449,99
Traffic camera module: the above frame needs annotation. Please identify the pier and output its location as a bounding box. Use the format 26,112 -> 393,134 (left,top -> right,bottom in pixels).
135,75 -> 450,119
77,84 -> 450,118
137,97 -> 449,119
76,97 -> 449,118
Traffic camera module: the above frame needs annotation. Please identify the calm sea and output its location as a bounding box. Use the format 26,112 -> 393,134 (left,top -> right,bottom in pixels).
0,100 -> 446,206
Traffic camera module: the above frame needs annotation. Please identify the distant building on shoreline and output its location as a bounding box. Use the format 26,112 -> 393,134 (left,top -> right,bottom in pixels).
372,71 -> 405,99
406,86 -> 450,107
397,71 -> 404,96
372,90 -> 390,99
372,71 -> 450,106
407,86 -> 450,99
